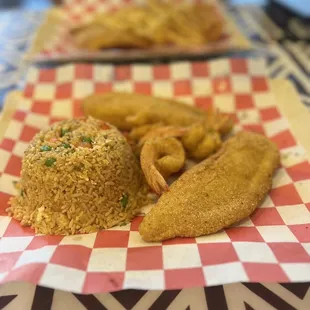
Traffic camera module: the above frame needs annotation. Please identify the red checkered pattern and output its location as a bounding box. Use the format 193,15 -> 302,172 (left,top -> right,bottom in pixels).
0,58 -> 309,294
33,0 -> 233,62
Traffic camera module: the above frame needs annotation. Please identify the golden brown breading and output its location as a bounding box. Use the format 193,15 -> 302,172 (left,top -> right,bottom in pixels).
82,92 -> 232,134
83,92 -> 204,130
139,131 -> 280,242
181,123 -> 222,160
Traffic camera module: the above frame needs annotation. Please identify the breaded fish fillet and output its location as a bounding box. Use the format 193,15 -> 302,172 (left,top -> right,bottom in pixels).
139,131 -> 280,242
82,92 -> 206,131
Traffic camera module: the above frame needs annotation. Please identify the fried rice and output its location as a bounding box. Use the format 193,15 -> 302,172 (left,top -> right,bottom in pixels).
7,117 -> 149,235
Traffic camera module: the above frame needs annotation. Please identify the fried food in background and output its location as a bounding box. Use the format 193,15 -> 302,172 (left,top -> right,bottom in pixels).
71,23 -> 152,50
139,131 -> 280,242
71,0 -> 225,50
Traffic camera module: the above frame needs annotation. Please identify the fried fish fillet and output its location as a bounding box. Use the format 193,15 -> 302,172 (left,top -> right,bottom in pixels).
82,92 -> 232,134
139,131 -> 280,242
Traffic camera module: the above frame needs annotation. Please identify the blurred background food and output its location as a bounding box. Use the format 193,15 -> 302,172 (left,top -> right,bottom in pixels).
70,1 -> 225,50
0,0 -> 309,18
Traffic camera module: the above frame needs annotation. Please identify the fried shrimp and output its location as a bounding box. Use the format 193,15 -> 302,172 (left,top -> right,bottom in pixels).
204,107 -> 234,136
182,123 -> 222,160
140,137 -> 185,195
138,126 -> 188,146
129,123 -> 164,141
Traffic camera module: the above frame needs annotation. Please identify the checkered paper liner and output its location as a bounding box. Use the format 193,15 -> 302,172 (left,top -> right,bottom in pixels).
28,0 -> 250,62
0,58 -> 310,294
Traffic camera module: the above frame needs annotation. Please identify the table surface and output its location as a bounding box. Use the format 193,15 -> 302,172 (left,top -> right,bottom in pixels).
0,2 -> 309,310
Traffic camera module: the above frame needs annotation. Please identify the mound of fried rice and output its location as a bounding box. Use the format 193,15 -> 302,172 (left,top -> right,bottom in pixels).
7,117 -> 149,235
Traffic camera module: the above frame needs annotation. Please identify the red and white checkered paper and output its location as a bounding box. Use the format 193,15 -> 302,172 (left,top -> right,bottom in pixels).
34,0 -> 235,62
0,58 -> 310,294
